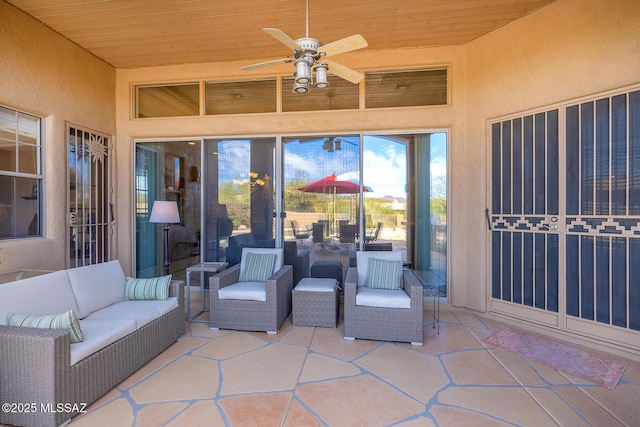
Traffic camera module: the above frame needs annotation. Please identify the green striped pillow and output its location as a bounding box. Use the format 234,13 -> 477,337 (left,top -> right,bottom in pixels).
124,275 -> 172,300
365,258 -> 403,290
8,310 -> 85,343
239,252 -> 276,282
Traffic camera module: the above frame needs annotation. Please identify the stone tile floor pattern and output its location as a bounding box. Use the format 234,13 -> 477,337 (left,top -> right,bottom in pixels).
67,294 -> 640,427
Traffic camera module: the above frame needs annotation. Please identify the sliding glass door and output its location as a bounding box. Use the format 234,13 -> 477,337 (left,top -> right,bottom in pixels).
363,133 -> 447,297
283,135 -> 361,269
282,132 -> 447,297
203,138 -> 276,266
133,132 -> 448,301
134,140 -> 202,277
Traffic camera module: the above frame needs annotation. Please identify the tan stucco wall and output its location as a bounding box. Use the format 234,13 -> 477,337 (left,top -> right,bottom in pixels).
462,0 -> 640,311
0,1 -> 116,272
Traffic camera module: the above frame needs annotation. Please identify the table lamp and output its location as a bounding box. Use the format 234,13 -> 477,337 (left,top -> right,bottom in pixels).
149,200 -> 180,275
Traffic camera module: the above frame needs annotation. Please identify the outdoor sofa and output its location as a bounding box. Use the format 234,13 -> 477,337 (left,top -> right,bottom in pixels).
0,260 -> 185,427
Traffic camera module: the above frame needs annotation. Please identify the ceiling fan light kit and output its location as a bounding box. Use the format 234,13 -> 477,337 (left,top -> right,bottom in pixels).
294,56 -> 313,84
293,80 -> 309,93
313,63 -> 329,88
242,0 -> 367,94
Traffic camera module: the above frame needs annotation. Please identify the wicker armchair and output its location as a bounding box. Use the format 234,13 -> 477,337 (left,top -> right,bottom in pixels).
209,248 -> 293,334
344,251 -> 423,345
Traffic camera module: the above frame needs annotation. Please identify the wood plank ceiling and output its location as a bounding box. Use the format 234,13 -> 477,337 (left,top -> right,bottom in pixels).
6,0 -> 556,69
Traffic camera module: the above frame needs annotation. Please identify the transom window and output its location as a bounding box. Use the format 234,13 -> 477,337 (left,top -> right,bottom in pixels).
134,67 -> 449,118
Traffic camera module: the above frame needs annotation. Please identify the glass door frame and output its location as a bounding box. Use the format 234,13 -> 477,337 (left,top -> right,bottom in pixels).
280,130 -> 448,300
133,131 -> 449,304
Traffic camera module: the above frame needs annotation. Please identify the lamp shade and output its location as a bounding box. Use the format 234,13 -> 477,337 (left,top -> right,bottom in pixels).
149,201 -> 180,223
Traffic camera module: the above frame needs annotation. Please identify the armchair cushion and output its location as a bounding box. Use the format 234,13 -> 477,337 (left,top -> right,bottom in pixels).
124,275 -> 172,300
239,252 -> 276,282
355,287 -> 411,309
240,248 -> 283,276
365,258 -> 403,290
218,282 -> 267,302
8,309 -> 85,343
356,251 -> 403,287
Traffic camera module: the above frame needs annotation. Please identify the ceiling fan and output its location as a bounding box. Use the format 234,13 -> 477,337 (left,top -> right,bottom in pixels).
293,136 -> 358,152
241,0 -> 368,93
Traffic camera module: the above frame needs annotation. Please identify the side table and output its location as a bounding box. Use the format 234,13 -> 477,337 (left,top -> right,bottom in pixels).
292,277 -> 339,328
423,286 -> 440,334
411,270 -> 440,334
186,262 -> 228,323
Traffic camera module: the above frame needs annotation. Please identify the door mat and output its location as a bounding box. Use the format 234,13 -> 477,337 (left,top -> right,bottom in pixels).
484,328 -> 627,389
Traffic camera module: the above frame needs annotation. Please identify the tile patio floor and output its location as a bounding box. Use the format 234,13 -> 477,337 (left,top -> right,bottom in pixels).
67,293 -> 640,427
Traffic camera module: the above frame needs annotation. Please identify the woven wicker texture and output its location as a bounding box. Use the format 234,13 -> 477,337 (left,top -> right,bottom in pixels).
344,268 -> 423,345
292,278 -> 339,328
0,281 -> 185,427
209,264 -> 293,333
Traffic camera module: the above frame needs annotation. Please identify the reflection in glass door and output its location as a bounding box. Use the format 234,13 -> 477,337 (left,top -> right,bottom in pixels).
282,133 -> 447,300
204,138 -> 276,266
363,133 -> 447,298
411,133 -> 448,296
134,145 -> 160,277
284,136 -> 361,270
131,133 -> 447,300
134,141 -> 202,277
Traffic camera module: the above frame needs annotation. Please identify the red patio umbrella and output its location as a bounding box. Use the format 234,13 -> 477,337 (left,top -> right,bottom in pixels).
298,173 -> 372,194
299,174 -> 372,234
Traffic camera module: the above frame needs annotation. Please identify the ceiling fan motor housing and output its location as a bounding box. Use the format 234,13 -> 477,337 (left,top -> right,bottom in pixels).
295,37 -> 323,54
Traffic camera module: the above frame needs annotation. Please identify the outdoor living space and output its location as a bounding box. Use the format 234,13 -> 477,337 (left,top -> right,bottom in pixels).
67,300 -> 640,426
2,2 -> 640,426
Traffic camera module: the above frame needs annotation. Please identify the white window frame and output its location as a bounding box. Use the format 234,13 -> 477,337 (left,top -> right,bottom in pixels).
0,105 -> 43,240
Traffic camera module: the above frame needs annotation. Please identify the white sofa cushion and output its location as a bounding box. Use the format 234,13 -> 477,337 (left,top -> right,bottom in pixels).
71,318 -> 137,365
218,282 -> 267,302
356,287 -> 411,309
67,260 -> 127,318
356,251 -> 403,287
0,270 -> 80,325
84,298 -> 179,329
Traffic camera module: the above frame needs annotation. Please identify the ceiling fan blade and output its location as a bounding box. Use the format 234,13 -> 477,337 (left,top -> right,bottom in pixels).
324,60 -> 364,84
318,34 -> 368,57
263,28 -> 302,51
241,58 -> 292,71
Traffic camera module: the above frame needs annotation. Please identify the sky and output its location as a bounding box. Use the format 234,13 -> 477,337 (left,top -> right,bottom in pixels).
283,133 -> 447,198
217,133 -> 447,199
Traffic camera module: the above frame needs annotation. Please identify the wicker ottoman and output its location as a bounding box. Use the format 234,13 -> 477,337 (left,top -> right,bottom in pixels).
292,278 -> 339,328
